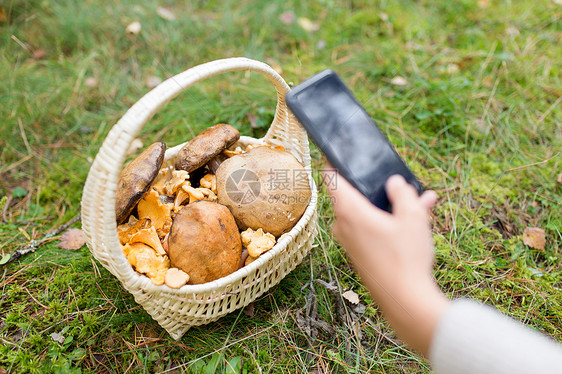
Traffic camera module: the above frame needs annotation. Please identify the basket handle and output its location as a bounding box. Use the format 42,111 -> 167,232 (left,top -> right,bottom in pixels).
81,57 -> 310,282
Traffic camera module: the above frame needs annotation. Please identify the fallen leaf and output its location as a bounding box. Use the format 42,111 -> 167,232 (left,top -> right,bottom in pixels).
279,11 -> 295,25
84,76 -> 98,88
522,227 -> 546,251
390,76 -> 408,86
126,21 -> 141,35
156,7 -> 176,21
32,49 -> 45,60
50,332 -> 65,343
243,303 -> 255,317
58,229 -> 85,250
298,17 -> 319,32
342,290 -> 360,305
146,75 -> 162,89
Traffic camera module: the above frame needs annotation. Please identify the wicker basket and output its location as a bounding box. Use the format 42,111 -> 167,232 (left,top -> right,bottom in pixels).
81,57 -> 319,340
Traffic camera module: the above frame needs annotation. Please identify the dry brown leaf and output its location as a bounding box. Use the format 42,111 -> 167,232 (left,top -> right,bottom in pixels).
58,228 -> 85,250
342,290 -> 360,305
243,302 -> 255,317
522,227 -> 546,251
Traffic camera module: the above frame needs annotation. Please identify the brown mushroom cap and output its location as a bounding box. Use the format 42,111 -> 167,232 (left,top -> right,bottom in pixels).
115,142 -> 166,224
174,124 -> 240,173
215,147 -> 312,237
167,200 -> 242,284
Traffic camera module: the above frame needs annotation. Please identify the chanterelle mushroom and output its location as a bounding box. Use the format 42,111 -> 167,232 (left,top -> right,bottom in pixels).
122,242 -> 170,286
129,226 -> 167,256
240,228 -> 276,258
115,142 -> 166,224
174,124 -> 240,173
137,190 -> 173,231
199,174 -> 217,193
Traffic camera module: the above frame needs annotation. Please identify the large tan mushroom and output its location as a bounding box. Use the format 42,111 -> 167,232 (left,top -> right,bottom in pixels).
167,200 -> 242,284
115,142 -> 166,224
174,124 -> 240,173
216,147 -> 312,237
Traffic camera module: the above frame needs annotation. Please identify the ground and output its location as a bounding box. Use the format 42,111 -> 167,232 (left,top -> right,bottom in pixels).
1,0 -> 561,373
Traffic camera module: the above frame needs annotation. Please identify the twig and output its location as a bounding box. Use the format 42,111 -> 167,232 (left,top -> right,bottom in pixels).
2,214 -> 81,266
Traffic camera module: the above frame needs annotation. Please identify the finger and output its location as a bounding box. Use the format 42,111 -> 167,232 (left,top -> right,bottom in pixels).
323,168 -> 389,222
419,190 -> 438,211
386,175 -> 421,216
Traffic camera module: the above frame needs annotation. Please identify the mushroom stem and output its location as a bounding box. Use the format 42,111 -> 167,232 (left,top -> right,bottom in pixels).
207,154 -> 227,174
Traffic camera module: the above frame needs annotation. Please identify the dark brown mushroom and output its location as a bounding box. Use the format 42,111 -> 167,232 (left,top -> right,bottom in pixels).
174,124 -> 240,173
115,142 -> 166,224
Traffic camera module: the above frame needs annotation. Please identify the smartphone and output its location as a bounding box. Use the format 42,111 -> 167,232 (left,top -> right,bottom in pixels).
285,69 -> 422,212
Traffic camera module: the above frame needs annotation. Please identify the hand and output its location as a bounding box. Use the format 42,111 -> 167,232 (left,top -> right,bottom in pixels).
323,168 -> 449,356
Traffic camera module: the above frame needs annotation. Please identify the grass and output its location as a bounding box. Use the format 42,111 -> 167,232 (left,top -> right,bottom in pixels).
1,0 -> 561,372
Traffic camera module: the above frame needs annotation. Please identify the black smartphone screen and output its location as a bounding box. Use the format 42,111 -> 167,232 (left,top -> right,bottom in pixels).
285,69 -> 422,211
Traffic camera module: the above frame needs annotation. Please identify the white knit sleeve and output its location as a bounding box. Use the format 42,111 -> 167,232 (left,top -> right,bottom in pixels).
429,298 -> 562,374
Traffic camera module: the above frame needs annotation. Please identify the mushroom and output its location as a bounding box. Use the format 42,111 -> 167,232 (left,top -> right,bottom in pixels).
129,226 -> 167,256
215,147 -> 312,237
239,248 -> 249,269
164,170 -> 190,195
122,242 -> 170,286
240,228 -> 276,258
245,255 -> 257,266
164,268 -> 190,289
137,190 -> 173,231
115,142 -> 166,224
167,200 -> 242,284
222,146 -> 243,158
117,217 -> 150,245
199,174 -> 217,193
152,164 -> 173,195
174,124 -> 240,173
